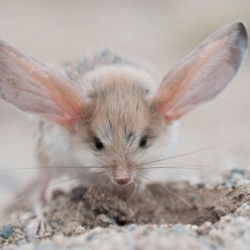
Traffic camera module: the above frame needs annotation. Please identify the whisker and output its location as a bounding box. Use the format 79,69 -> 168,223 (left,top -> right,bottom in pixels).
138,173 -> 183,219
142,139 -> 246,165
128,179 -> 138,200
52,170 -> 108,220
0,172 -> 105,213
134,178 -> 153,202
140,173 -> 197,220
90,180 -> 110,217
139,164 -> 250,175
0,166 -> 107,172
102,179 -> 111,197
0,192 -> 31,213
60,171 -> 108,191
140,165 -> 212,170
100,180 -> 112,202
75,187 -> 90,221
132,151 -> 150,166
145,186 -> 155,202
52,185 -> 88,221
53,171 -> 108,221
74,172 -> 108,220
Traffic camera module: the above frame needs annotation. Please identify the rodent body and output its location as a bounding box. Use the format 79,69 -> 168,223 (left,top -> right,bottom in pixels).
0,21 -> 248,237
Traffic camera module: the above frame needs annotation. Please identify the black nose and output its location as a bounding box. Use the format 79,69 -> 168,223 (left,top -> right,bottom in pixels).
114,177 -> 131,185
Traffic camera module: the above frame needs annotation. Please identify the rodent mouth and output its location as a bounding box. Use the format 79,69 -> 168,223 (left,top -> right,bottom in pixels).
114,177 -> 131,185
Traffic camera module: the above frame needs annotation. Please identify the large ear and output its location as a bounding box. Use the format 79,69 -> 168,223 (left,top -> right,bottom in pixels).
156,21 -> 248,121
0,39 -> 83,125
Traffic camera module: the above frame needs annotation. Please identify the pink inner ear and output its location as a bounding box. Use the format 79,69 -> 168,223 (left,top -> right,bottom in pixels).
156,32 -> 236,121
163,106 -> 193,121
3,47 -> 84,125
42,112 -> 80,126
32,69 -> 84,125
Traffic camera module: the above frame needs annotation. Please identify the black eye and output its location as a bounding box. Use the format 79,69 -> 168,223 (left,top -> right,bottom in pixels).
94,137 -> 104,150
139,136 -> 147,148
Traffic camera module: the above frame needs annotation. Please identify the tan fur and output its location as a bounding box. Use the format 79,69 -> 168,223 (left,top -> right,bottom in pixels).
74,65 -> 170,181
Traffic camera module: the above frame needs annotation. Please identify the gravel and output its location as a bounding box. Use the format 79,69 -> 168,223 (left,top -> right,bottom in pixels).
1,168 -> 250,250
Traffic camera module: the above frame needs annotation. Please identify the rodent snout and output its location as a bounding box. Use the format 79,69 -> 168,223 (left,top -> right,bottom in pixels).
114,177 -> 131,185
112,162 -> 132,185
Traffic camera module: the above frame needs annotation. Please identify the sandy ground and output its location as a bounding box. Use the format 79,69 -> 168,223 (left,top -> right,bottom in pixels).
1,168 -> 250,249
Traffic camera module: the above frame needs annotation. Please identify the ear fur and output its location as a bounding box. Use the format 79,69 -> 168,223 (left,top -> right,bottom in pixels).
156,21 -> 248,121
0,39 -> 83,125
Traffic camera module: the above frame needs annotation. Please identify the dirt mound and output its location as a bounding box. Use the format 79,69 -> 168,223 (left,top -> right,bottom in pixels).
1,169 -> 250,249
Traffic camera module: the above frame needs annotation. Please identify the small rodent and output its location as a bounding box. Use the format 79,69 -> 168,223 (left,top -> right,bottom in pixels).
0,21 -> 248,237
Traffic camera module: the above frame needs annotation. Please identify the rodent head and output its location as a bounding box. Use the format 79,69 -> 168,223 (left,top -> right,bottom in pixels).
72,66 -> 175,185
0,21 -> 247,186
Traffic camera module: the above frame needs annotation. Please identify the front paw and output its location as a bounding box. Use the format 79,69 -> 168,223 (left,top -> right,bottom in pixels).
26,217 -> 52,240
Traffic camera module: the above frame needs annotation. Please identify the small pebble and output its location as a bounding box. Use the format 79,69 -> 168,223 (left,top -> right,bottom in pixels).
231,169 -> 244,175
91,227 -> 102,233
172,224 -> 187,234
238,179 -> 250,186
96,214 -> 116,227
197,183 -> 205,189
235,216 -> 246,224
188,225 -> 198,231
63,222 -> 82,236
197,221 -> 212,235
74,226 -> 86,235
53,234 -> 67,244
0,225 -> 14,239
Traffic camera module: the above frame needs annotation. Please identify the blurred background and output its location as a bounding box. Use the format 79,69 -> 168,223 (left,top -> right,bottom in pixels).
0,0 -> 249,203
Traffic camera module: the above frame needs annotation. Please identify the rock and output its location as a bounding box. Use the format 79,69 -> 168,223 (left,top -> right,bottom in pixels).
0,225 -> 14,239
96,214 -> 117,227
63,222 -> 86,236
